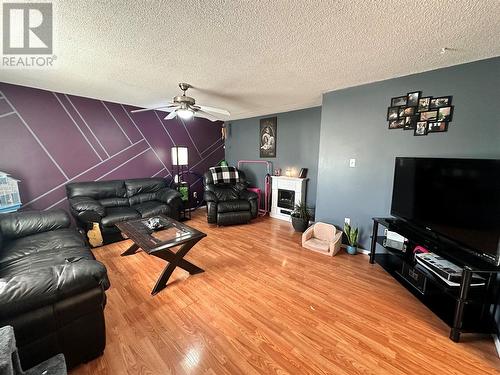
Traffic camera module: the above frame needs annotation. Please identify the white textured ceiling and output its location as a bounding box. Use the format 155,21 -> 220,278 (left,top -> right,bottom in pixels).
1,1 -> 499,120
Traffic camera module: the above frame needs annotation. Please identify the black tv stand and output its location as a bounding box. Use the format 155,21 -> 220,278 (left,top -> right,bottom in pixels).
369,217 -> 500,342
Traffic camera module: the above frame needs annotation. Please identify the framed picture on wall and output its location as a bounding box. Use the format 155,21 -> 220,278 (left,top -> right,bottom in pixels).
430,96 -> 452,109
402,107 -> 416,117
387,107 -> 399,121
403,115 -> 418,130
414,121 -> 428,136
437,106 -> 453,122
428,122 -> 448,133
418,97 -> 431,112
386,90 -> 454,137
420,110 -> 438,121
260,117 -> 277,158
407,91 -> 421,107
388,119 -> 404,129
391,96 -> 407,107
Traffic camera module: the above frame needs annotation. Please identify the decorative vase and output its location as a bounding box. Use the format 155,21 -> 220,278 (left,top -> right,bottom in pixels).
346,245 -> 357,255
291,217 -> 309,232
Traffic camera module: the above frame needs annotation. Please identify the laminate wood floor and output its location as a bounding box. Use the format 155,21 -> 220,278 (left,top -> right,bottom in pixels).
71,211 -> 500,374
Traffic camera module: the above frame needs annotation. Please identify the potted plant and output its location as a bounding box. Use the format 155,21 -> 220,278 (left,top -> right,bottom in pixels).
343,223 -> 359,255
291,201 -> 311,232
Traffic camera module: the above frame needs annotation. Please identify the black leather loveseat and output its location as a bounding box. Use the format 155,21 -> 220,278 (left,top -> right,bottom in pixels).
0,209 -> 109,369
66,178 -> 183,244
203,167 -> 258,225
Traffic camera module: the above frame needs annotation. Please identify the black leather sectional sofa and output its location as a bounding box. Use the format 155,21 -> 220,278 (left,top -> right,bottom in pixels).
203,169 -> 258,225
0,209 -> 109,369
66,178 -> 182,243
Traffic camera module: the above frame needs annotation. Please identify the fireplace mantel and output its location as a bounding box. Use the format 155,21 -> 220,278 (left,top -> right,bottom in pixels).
270,176 -> 308,221
271,176 -> 306,181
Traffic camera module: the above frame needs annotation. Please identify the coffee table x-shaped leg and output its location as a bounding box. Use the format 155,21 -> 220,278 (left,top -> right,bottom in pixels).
121,237 -> 204,295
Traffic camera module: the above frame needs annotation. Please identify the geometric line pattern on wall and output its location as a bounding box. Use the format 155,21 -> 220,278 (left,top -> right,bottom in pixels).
53,93 -> 105,162
3,93 -> 70,181
0,83 -> 224,212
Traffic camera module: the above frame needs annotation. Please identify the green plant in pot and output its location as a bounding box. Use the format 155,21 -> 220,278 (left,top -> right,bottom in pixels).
343,223 -> 359,255
291,201 -> 311,232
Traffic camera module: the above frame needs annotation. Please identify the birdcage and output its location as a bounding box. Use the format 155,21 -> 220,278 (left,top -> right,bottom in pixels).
0,171 -> 21,213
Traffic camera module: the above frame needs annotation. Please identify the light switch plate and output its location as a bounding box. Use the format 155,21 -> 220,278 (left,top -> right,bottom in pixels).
349,158 -> 356,168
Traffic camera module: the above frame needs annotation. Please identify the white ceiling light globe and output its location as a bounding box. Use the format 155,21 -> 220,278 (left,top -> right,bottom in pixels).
177,108 -> 194,120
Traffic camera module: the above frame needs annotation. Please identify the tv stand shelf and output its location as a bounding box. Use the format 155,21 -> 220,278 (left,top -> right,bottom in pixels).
369,217 -> 500,342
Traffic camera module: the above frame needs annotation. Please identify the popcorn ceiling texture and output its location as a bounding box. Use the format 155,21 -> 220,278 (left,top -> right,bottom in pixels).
1,1 -> 499,120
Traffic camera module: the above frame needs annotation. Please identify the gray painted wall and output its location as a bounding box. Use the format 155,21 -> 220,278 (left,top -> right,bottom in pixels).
316,57 -> 500,248
225,107 -> 321,208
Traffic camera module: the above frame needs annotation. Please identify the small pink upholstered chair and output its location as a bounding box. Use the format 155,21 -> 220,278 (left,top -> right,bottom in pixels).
301,222 -> 343,256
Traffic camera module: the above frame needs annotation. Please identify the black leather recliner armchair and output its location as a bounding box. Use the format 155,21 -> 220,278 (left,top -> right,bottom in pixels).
66,178 -> 183,244
0,209 -> 109,369
203,169 -> 258,225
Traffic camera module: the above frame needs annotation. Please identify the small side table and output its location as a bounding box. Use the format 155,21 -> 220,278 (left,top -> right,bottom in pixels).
178,182 -> 191,221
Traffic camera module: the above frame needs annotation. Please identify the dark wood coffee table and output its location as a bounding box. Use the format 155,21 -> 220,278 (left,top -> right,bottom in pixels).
116,215 -> 206,295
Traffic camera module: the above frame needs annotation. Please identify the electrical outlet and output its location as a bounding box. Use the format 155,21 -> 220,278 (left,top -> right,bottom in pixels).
349,158 -> 356,168
344,217 -> 351,225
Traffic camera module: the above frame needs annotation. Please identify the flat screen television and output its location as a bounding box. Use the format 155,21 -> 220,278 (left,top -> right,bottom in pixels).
391,157 -> 500,265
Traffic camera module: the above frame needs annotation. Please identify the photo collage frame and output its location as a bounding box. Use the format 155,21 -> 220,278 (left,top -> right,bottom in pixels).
387,91 -> 453,136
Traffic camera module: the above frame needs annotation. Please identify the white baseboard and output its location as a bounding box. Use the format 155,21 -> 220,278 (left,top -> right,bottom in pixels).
270,211 -> 292,222
493,334 -> 500,358
340,244 -> 370,255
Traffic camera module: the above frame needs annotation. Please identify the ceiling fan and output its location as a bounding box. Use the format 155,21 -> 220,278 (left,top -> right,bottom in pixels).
130,83 -> 230,122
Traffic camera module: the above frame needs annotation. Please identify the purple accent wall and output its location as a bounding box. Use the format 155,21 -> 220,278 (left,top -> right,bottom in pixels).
0,82 -> 224,212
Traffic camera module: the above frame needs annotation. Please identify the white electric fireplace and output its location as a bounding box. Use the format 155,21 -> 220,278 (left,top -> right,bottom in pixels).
270,176 -> 307,221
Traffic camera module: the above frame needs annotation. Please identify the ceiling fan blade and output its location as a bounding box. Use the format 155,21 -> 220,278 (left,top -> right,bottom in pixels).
164,111 -> 177,120
194,109 -> 219,122
196,104 -> 230,116
131,103 -> 176,113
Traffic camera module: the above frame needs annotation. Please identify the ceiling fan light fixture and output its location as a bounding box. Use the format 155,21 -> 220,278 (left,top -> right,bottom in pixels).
177,108 -> 194,120
130,83 -> 229,121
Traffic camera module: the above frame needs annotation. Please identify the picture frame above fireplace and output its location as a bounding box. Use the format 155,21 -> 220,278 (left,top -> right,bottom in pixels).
260,117 -> 277,158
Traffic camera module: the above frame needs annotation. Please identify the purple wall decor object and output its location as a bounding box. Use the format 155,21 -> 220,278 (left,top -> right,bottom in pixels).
0,82 -> 224,212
